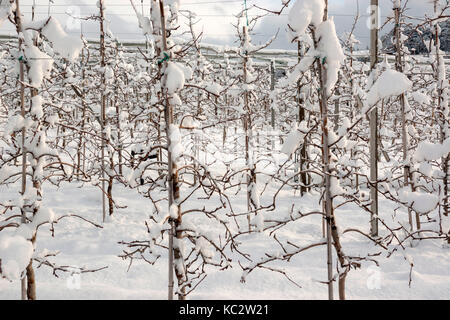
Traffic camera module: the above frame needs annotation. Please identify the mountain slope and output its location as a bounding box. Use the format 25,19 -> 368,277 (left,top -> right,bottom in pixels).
382,20 -> 450,54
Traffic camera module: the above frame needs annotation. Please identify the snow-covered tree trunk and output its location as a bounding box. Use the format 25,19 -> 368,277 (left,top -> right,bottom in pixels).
296,42 -> 308,195
315,39 -> 334,300
432,0 -> 450,243
315,0 -> 335,301
305,0 -> 339,300
369,0 -> 379,237
75,42 -> 87,180
242,25 -> 257,230
13,0 -> 28,300
316,0 -> 349,300
12,0 -> 39,300
285,0 -> 351,299
152,0 -> 163,168
99,0 -> 107,222
3,0 -> 84,298
433,1 -> 449,220
394,1 -> 420,232
158,0 -> 186,300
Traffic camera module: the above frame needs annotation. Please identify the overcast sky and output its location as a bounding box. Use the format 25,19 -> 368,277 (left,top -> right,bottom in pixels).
1,0 -> 439,50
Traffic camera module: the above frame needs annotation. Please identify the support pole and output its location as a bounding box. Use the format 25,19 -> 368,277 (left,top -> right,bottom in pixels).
270,60 -> 275,129
369,0 -> 379,237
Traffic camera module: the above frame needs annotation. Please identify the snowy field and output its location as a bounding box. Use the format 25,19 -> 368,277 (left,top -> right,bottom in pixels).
0,181 -> 448,300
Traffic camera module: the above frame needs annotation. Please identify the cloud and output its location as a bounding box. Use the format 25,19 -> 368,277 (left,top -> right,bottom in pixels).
253,0 -> 436,50
0,0 -> 437,49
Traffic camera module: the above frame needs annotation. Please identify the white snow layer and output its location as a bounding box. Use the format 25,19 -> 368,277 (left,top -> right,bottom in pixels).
366,69 -> 412,106
0,234 -> 33,280
165,62 -> 185,94
41,17 -> 83,62
281,122 -> 307,156
31,95 -> 44,119
0,1 -> 13,28
316,18 -> 345,96
414,138 -> 450,162
135,12 -> 152,36
23,45 -> 53,88
398,188 -> 439,214
288,0 -> 325,40
169,124 -> 183,163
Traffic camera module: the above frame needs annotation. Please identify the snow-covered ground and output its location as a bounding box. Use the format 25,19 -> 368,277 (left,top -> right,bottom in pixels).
0,181 -> 448,300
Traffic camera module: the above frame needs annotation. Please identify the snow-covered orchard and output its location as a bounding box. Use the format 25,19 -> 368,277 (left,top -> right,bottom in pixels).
0,0 -> 449,300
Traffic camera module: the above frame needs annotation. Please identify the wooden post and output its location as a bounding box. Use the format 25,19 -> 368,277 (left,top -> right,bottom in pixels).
269,59 -> 276,153
432,1 -> 449,243
270,60 -> 275,128
434,0 -> 449,219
